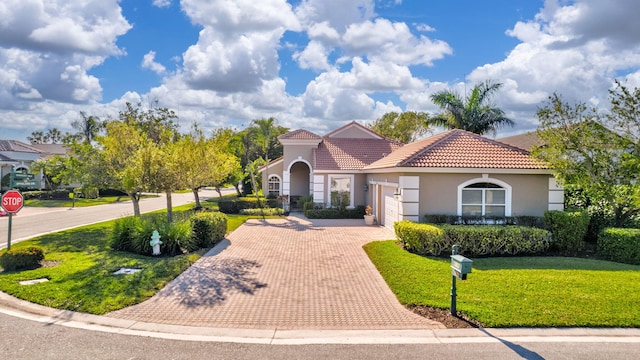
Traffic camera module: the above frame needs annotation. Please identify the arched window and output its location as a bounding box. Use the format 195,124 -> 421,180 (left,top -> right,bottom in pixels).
458,179 -> 512,217
268,175 -> 281,196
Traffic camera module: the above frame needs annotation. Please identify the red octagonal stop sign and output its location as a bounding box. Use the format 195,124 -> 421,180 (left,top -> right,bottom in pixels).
1,190 -> 24,213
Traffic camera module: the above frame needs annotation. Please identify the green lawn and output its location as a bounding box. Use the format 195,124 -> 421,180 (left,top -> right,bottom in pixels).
25,194 -> 158,208
0,202 -> 256,315
364,240 -> 640,328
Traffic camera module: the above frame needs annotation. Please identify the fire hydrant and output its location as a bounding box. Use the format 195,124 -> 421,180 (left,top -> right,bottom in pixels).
150,230 -> 162,256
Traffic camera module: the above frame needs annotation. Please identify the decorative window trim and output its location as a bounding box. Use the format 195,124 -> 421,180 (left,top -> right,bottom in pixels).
457,178 -> 512,216
267,174 -> 282,196
328,174 -> 355,209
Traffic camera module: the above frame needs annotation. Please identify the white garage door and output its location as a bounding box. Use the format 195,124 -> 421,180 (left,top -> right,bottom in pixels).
384,193 -> 399,231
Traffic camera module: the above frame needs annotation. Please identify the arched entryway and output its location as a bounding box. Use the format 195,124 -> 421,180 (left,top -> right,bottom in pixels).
289,161 -> 310,210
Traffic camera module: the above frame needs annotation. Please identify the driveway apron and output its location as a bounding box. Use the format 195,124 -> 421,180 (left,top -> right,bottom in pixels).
107,215 -> 444,330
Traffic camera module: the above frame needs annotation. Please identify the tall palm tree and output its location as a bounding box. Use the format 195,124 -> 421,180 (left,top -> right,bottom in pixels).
46,128 -> 62,144
429,80 -> 515,135
253,117 -> 276,197
72,111 -> 105,144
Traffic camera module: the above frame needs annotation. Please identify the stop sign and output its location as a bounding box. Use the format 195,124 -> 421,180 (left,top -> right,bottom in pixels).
1,190 -> 24,213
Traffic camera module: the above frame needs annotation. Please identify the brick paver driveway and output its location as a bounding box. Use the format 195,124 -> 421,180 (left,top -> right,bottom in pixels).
107,215 -> 443,330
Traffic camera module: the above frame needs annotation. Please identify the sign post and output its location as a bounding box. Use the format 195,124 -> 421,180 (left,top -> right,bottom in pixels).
2,189 -> 24,250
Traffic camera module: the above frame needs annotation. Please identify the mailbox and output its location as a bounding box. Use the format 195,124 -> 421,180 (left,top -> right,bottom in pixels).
451,254 -> 472,280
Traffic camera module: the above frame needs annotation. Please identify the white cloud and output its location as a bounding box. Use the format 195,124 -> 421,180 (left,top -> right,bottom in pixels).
152,0 -> 171,8
142,51 -> 167,75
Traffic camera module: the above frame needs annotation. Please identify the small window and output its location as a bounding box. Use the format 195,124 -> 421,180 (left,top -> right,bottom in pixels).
329,175 -> 353,208
268,175 -> 280,196
461,182 -> 506,217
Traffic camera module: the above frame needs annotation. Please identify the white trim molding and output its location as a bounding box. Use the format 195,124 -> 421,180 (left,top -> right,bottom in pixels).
457,177 -> 512,217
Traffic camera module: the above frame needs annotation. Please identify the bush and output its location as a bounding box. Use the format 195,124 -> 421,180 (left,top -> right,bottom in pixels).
110,216 -> 143,252
394,221 -> 551,257
22,189 -> 70,200
218,197 -> 267,214
598,228 -> 640,265
423,214 -> 545,228
191,212 -> 227,248
394,221 -> 445,255
544,210 -> 590,253
0,246 -> 45,271
304,205 -> 366,219
159,220 -> 197,256
239,208 -> 285,216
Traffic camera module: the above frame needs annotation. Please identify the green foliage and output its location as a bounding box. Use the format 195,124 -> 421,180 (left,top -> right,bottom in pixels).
110,216 -> 143,252
534,90 -> 640,227
544,210 -> 590,253
0,246 -> 45,271
218,197 -> 266,214
304,205 -> 366,219
22,189 -> 70,200
365,240 -> 640,327
158,220 -> 197,256
394,221 -> 444,255
428,80 -> 514,135
80,185 -> 99,199
366,111 -> 430,143
394,220 -> 550,256
330,191 -> 349,211
423,214 -> 544,228
598,228 -> 640,265
190,212 -> 228,248
239,208 -> 285,216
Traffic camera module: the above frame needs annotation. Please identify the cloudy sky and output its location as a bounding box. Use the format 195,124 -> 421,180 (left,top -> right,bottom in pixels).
1,0 -> 640,142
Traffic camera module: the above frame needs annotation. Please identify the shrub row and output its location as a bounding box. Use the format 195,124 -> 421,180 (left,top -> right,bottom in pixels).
304,205 -> 366,219
598,228 -> 640,265
110,212 -> 227,256
0,246 -> 45,271
543,210 -> 590,254
424,214 -> 545,228
218,197 -> 268,214
239,208 -> 286,216
22,190 -> 70,200
394,220 -> 551,257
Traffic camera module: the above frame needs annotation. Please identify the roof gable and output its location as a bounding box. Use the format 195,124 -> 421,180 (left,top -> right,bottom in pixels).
365,129 -> 547,170
314,137 -> 402,171
278,129 -> 321,140
324,121 -> 384,140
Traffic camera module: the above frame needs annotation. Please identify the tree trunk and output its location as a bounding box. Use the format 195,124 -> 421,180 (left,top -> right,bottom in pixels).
233,183 -> 242,197
166,190 -> 173,223
192,188 -> 201,209
129,192 -> 141,216
214,185 -> 222,197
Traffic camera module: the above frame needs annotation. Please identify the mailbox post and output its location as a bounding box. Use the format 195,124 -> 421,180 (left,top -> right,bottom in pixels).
450,245 -> 473,315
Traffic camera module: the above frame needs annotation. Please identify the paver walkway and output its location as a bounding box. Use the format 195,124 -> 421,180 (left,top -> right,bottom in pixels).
107,215 -> 444,330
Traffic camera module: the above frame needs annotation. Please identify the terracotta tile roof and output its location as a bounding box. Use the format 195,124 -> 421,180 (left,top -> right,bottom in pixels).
314,138 -> 403,171
0,140 -> 40,153
364,129 -> 547,170
278,129 -> 321,140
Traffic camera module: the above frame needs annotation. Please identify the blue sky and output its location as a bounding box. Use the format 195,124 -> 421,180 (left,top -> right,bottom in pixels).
1,0 -> 640,142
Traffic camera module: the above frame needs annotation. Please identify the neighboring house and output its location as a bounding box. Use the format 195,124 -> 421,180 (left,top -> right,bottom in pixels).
261,122 -> 564,230
497,131 -> 540,152
0,140 -> 70,190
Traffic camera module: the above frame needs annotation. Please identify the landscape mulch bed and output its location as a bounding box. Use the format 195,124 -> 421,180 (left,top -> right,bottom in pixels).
407,305 -> 483,328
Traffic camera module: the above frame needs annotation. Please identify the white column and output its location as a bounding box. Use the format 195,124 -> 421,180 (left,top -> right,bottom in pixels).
399,176 -> 420,222
548,177 -> 564,211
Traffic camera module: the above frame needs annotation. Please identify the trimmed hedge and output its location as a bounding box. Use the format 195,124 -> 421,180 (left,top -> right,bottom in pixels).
22,190 -> 70,200
218,197 -> 266,214
423,214 -> 545,228
544,210 -> 590,254
598,228 -> 640,265
239,208 -> 285,216
190,212 -> 228,248
0,246 -> 45,271
394,220 -> 551,257
304,205 -> 366,219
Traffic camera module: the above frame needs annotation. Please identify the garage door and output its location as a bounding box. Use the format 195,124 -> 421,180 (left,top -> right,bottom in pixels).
384,194 -> 398,231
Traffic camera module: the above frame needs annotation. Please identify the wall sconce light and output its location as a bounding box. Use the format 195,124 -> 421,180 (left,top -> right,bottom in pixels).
393,188 -> 401,198
364,184 -> 369,192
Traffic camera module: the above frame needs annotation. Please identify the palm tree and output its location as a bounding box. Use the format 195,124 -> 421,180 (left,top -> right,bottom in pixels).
253,117 -> 276,198
46,128 -> 62,144
72,111 -> 105,144
429,80 -> 514,135
27,131 -> 48,144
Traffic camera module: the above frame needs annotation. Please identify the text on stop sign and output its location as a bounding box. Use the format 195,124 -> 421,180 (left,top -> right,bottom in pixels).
3,197 -> 22,206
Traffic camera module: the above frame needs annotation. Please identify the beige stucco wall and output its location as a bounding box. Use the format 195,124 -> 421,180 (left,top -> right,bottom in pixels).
283,144 -> 315,169
261,161 -> 284,195
290,162 -> 310,197
418,173 -> 551,218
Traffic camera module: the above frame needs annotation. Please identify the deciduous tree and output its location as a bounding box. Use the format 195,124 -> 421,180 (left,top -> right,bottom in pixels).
367,111 -> 429,143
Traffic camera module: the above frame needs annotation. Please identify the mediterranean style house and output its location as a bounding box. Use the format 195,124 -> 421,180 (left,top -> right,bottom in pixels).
261,122 -> 564,229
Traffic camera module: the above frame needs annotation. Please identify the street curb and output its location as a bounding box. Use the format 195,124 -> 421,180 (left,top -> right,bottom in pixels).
1,291 -> 639,345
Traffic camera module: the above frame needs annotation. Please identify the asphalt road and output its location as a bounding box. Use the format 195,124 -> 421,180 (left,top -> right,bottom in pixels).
0,188 -> 233,249
1,312 -> 639,360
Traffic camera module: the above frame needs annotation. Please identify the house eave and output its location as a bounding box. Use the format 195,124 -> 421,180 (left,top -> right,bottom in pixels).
362,167 -> 554,175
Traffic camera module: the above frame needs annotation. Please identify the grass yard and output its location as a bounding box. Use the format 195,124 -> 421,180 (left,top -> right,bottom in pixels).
364,240 -> 640,328
0,201 -> 256,315
25,194 -> 159,208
